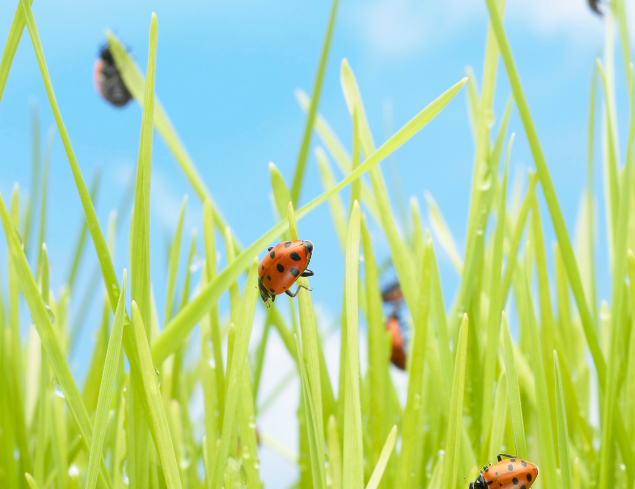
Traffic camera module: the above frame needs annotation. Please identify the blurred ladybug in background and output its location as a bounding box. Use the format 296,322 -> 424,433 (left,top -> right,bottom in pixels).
468,454 -> 539,489
588,0 -> 602,15
381,280 -> 403,303
258,240 -> 314,307
386,311 -> 406,370
94,46 -> 132,107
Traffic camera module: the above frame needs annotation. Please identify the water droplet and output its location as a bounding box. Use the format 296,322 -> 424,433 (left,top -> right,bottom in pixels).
155,368 -> 161,387
359,255 -> 365,262
122,459 -> 129,485
485,108 -> 496,129
190,256 -> 204,273
13,448 -> 20,461
44,304 -> 55,324
620,464 -> 627,471
208,358 -> 216,369
324,454 -> 330,468
53,378 -> 65,398
13,226 -> 24,249
68,464 -> 79,477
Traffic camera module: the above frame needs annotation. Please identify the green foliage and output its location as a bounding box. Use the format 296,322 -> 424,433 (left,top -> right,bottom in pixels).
0,1 -> 634,488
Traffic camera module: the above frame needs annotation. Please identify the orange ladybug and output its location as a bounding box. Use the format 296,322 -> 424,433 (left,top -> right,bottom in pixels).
386,312 -> 406,370
258,240 -> 314,306
94,46 -> 132,107
469,454 -> 539,489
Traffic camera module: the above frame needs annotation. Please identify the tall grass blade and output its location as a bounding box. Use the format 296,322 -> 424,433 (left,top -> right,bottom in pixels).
554,351 -> 573,489
365,426 -> 397,489
86,271 -> 127,489
502,312 -> 527,458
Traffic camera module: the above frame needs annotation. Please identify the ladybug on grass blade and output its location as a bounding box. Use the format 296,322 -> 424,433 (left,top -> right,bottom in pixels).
468,454 -> 539,489
588,0 -> 602,15
386,312 -> 406,370
258,240 -> 314,307
94,46 -> 132,107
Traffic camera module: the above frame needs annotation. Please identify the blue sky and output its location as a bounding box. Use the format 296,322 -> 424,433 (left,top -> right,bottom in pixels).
0,0 -> 631,485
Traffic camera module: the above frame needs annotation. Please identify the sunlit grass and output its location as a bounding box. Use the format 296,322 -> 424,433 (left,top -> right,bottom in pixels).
1,0 -> 635,488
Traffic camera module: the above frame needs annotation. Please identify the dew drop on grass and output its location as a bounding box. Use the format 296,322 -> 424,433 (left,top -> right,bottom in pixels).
44,304 -> 55,324
122,459 -> 129,485
68,464 -> 79,477
155,368 -> 161,387
53,378 -> 65,398
190,255 -> 204,273
208,358 -> 216,369
485,108 -> 496,129
324,453 -> 330,468
13,448 -> 20,461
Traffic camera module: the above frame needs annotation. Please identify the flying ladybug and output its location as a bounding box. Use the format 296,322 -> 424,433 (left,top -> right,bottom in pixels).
94,45 -> 132,107
258,240 -> 314,306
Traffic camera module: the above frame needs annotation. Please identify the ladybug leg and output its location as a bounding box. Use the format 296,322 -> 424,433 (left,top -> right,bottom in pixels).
301,268 -> 314,277
284,284 -> 312,298
271,294 -> 275,303
497,453 -> 517,462
268,246 -> 274,252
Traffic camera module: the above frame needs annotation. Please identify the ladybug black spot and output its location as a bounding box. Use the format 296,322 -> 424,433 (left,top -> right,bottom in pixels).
270,250 -> 276,259
269,288 -> 275,293
510,459 -> 516,463
520,461 -> 527,467
290,252 -> 301,261
261,266 -> 264,270
277,264 -> 285,273
520,486 -> 526,489
290,268 -> 300,277
267,276 -> 271,281
512,477 -> 518,485
508,465 -> 514,471
526,474 -> 532,482
284,241 -> 292,248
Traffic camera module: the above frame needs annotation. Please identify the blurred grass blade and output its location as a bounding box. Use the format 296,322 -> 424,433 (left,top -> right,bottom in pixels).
442,314 -> 469,489
502,312 -> 527,458
554,351 -> 573,489
365,425 -> 397,489
0,0 -> 32,104
424,191 -> 463,273
165,196 -> 187,323
153,76 -> 467,363
86,271 -> 127,489
290,0 -> 339,205
131,301 -> 182,488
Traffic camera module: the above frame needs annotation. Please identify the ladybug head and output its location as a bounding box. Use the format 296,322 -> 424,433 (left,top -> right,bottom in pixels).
469,474 -> 488,489
99,45 -> 115,64
302,240 -> 314,260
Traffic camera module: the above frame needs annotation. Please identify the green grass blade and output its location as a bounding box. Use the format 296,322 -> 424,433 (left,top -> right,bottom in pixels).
290,0 -> 338,205
25,472 -> 40,489
442,314 -> 469,489
152,76 -> 467,362
130,300 -> 182,488
0,193 -> 113,488
86,270 -> 127,489
36,128 -> 53,273
488,370 -> 508,456
365,425 -> 397,489
554,351 -> 573,489
23,101 -> 40,257
212,258 -> 260,488
0,0 -> 31,107
627,251 -> 635,439
502,312 -> 527,458
523,259 -> 558,488
165,196 -> 187,323
315,148 -> 347,249
343,200 -> 363,489
326,415 -> 342,489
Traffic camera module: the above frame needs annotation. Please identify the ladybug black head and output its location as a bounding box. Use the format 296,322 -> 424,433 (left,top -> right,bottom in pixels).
99,45 -> 115,64
469,475 -> 488,489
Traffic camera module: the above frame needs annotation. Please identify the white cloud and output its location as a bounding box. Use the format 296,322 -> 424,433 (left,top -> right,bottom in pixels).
348,0 -> 610,59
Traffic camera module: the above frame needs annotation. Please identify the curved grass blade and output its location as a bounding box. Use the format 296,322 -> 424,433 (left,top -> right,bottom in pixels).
152,76 -> 467,363
165,196 -> 187,323
290,0 -> 339,205
424,192 -> 463,273
86,271 -> 127,489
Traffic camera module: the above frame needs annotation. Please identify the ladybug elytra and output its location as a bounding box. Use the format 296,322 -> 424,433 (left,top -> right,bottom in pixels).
386,312 -> 406,370
94,46 -> 132,107
258,240 -> 314,306
469,454 -> 539,489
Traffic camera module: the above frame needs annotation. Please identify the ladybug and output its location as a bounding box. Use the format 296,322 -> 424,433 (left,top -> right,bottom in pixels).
386,311 -> 406,370
588,0 -> 602,15
381,281 -> 403,303
258,240 -> 314,306
94,46 -> 132,107
469,454 -> 539,489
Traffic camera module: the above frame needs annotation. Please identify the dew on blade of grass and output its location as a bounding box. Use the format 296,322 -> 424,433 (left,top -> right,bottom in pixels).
68,464 -> 79,477
13,448 -> 20,461
53,378 -> 65,398
122,459 -> 129,485
155,367 -> 161,387
44,304 -> 55,324
208,357 -> 216,369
